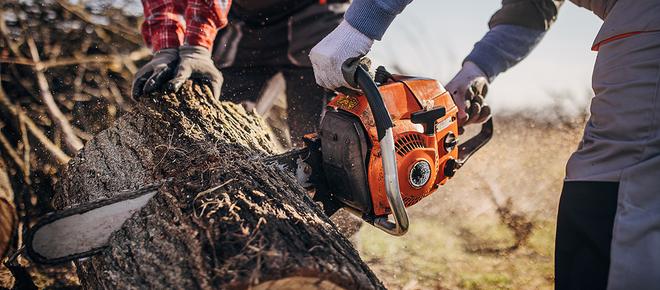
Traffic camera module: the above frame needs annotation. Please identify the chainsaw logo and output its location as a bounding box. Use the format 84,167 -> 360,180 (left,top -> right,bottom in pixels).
335,96 -> 359,110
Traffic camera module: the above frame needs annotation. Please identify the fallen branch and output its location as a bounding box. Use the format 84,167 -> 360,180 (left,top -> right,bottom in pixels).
26,36 -> 83,153
0,48 -> 151,69
0,122 -> 25,171
18,114 -> 31,186
0,86 -> 70,165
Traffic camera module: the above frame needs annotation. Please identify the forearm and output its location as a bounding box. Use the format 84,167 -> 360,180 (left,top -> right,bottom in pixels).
464,25 -> 546,81
465,0 -> 563,81
344,0 -> 413,40
183,0 -> 231,50
141,0 -> 187,51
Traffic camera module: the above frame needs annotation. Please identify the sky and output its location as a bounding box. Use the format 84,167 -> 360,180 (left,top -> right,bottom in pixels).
369,1 -> 604,115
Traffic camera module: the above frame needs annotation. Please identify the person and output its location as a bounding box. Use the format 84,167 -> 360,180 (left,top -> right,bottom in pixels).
132,0 -> 349,145
309,0 -> 660,289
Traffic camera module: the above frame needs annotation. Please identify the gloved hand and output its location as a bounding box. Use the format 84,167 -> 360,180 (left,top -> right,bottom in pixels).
445,61 -> 492,132
309,20 -> 374,90
168,45 -> 223,99
131,48 -> 178,98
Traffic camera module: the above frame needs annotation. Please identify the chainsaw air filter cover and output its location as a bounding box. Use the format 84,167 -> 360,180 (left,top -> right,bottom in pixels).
325,75 -> 459,217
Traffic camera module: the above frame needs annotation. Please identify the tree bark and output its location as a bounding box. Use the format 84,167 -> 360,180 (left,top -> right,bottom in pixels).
51,82 -> 384,289
0,158 -> 16,258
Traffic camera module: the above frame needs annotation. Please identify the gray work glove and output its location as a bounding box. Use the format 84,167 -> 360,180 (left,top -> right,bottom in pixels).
168,45 -> 223,99
445,61 -> 492,133
132,48 -> 178,98
309,20 -> 374,90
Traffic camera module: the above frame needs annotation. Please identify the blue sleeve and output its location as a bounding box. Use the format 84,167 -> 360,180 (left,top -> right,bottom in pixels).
344,0 -> 414,40
464,24 -> 546,81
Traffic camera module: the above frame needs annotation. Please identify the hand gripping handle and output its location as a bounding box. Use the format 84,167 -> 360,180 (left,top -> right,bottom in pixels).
343,57 -> 409,236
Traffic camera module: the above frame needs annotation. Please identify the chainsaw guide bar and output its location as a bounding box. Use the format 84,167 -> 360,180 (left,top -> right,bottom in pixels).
26,184 -> 160,264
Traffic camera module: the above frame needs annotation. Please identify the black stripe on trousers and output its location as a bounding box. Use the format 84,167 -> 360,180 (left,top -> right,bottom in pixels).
555,181 -> 619,290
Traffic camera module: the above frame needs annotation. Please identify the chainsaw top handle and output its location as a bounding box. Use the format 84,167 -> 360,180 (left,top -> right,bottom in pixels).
342,57 -> 409,236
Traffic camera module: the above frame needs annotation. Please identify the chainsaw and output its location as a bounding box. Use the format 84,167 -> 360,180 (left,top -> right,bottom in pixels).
25,59 -> 493,264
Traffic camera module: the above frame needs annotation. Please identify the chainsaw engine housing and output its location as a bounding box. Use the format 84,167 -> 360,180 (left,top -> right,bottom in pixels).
323,74 -> 459,218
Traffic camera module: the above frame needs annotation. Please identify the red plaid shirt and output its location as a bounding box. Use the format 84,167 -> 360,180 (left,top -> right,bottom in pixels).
141,0 -> 231,51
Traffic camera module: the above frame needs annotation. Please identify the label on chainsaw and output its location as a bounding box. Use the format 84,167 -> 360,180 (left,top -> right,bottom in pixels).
335,96 -> 359,110
435,117 -> 452,132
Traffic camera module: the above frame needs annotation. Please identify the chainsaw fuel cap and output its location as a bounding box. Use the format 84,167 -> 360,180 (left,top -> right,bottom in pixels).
409,160 -> 432,189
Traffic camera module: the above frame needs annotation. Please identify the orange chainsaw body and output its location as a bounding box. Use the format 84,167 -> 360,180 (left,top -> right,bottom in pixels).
326,75 -> 459,216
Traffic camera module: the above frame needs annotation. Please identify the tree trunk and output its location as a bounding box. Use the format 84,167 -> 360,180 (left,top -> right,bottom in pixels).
51,82 -> 384,290
0,158 -> 16,258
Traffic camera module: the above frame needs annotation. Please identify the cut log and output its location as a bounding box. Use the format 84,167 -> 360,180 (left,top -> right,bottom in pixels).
52,82 -> 383,289
0,158 -> 16,258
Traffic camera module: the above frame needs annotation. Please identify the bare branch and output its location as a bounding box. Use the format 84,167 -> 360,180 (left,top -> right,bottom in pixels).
0,47 -> 150,69
0,85 -> 71,165
0,122 -> 26,170
26,36 -> 84,153
19,113 -> 31,184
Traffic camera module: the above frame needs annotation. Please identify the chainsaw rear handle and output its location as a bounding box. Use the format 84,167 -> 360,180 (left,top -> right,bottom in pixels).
457,117 -> 494,166
345,58 -> 409,236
